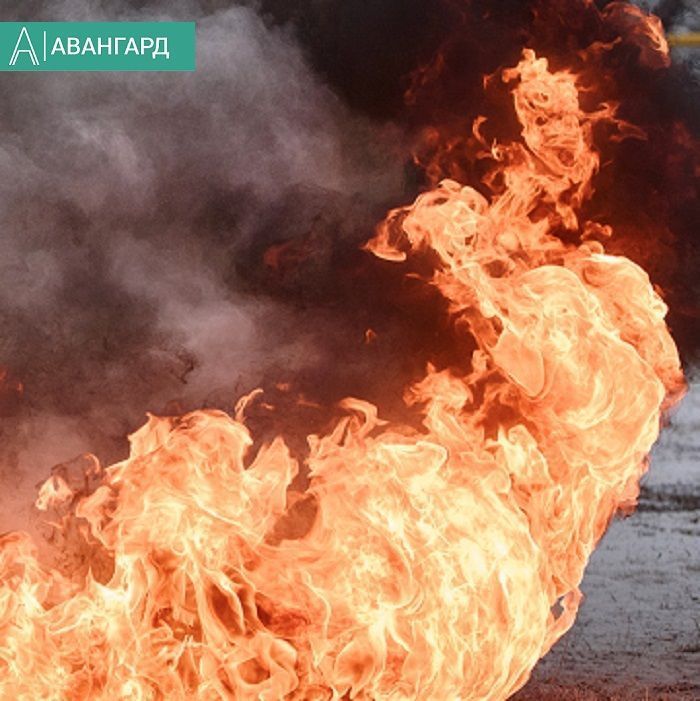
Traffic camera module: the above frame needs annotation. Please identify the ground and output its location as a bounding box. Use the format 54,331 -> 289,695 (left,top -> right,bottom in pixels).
516,379 -> 700,700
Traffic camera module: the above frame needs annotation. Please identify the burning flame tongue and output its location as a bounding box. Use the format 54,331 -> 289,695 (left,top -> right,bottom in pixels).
0,51 -> 683,700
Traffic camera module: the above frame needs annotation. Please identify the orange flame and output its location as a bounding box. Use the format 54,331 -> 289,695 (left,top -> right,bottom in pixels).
0,50 -> 683,699
602,2 -> 671,69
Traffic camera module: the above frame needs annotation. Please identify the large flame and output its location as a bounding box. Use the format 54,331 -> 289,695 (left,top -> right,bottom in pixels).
0,50 -> 683,700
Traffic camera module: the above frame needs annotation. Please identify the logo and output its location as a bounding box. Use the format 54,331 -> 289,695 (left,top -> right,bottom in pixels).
9,26 -> 39,66
0,22 -> 195,71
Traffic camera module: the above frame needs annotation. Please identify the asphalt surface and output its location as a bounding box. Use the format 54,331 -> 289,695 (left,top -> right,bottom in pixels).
517,377 -> 700,699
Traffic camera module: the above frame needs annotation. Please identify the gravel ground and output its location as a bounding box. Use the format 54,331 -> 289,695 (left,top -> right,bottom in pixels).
516,377 -> 700,699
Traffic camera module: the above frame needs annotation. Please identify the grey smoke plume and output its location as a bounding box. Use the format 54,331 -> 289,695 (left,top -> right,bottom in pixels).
643,0 -> 700,71
0,1 -> 407,530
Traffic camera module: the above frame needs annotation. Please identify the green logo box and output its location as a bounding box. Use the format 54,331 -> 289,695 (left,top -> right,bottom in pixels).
0,22 -> 195,71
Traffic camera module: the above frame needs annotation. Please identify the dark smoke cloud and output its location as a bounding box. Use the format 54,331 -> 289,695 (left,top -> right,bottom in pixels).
650,0 -> 699,31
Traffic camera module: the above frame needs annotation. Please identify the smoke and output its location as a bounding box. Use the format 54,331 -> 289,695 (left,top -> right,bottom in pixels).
650,0 -> 700,31
0,0 -> 411,529
1,0 -> 698,532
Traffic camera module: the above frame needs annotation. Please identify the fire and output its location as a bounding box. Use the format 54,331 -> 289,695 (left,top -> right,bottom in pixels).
0,49 -> 683,700
602,2 -> 671,68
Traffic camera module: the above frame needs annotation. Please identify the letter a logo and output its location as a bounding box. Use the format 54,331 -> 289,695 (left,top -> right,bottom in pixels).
9,26 -> 39,67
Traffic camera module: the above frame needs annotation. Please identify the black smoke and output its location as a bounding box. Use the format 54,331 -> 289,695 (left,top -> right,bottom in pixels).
264,0 -> 700,356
